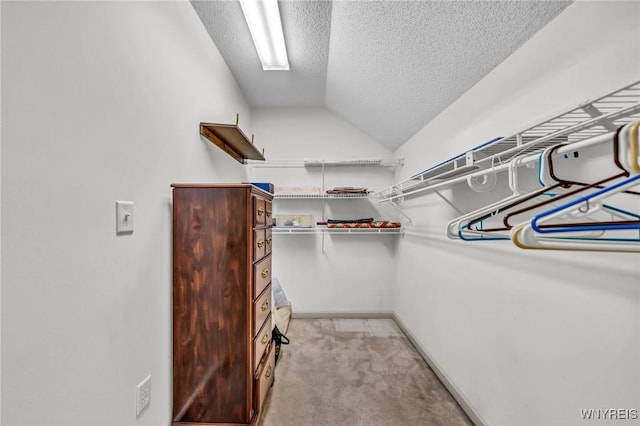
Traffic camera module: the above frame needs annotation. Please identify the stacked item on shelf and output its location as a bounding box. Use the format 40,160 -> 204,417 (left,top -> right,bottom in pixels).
275,186 -> 321,196
251,182 -> 274,194
325,187 -> 370,195
317,218 -> 402,228
274,214 -> 313,228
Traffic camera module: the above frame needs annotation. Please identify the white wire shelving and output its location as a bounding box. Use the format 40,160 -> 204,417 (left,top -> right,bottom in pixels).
272,227 -> 402,235
249,157 -> 405,238
273,193 -> 372,199
246,158 -> 404,168
377,80 -> 640,203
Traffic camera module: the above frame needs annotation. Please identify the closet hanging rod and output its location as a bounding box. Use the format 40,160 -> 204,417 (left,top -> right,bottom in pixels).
379,131 -> 615,203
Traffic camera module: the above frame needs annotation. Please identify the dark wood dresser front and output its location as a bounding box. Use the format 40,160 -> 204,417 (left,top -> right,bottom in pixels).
171,183 -> 274,426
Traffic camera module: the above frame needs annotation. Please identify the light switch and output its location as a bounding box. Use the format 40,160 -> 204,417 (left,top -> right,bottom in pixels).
116,201 -> 134,234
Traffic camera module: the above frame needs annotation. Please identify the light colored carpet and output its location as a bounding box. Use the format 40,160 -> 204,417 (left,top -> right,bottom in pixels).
260,318 -> 473,426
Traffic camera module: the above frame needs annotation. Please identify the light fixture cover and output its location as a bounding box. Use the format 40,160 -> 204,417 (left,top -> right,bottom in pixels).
239,0 -> 289,70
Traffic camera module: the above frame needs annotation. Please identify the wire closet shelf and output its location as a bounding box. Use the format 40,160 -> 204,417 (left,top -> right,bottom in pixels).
246,158 -> 404,168
377,81 -> 640,203
272,227 -> 402,235
273,193 -> 372,199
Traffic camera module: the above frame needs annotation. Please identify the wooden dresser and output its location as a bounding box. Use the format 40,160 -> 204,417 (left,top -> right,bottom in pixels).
171,183 -> 274,426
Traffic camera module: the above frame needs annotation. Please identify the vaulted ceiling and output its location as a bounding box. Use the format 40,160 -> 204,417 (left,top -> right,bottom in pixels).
191,0 -> 572,150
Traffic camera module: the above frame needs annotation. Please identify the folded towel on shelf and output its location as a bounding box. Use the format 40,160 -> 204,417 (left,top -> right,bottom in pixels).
275,186 -> 321,195
326,221 -> 401,228
325,187 -> 370,194
327,218 -> 374,224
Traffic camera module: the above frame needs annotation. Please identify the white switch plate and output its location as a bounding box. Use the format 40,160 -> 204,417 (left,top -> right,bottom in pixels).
136,375 -> 151,416
116,201 -> 134,234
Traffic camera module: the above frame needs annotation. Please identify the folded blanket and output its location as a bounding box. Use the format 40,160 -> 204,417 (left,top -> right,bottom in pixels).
327,218 -> 374,224
325,187 -> 370,194
326,221 -> 401,228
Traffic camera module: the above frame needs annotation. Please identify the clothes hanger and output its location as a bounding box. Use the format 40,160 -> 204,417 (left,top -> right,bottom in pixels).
623,121 -> 640,173
511,174 -> 640,252
446,158 -> 513,239
452,122 -> 640,241
511,224 -> 640,252
446,154 -> 543,240
457,144 -> 585,237
502,124 -> 640,229
510,122 -> 640,251
525,122 -> 640,233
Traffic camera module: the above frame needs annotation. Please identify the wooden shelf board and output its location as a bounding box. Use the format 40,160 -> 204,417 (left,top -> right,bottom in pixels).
200,122 -> 265,163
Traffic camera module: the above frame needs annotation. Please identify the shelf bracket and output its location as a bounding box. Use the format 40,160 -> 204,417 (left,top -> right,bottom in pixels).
433,189 -> 465,215
387,201 -> 413,226
581,103 -> 618,132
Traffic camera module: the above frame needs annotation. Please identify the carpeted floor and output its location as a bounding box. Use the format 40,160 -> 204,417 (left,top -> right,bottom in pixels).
260,318 -> 473,426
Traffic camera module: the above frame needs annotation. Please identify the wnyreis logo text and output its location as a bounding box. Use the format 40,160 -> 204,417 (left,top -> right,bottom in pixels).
580,408 -> 638,420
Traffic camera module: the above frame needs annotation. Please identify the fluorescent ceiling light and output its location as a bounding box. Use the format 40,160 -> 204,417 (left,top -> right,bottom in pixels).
239,0 -> 289,71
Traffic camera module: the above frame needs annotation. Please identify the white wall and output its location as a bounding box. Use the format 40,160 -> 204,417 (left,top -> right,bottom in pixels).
3,1 -> 638,425
393,2 -> 640,425
250,107 -> 399,314
0,2 -> 3,421
1,2 -> 251,425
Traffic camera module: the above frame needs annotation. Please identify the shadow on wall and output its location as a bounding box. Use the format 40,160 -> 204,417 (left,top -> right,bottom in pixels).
449,175 -> 516,214
327,233 -> 400,256
273,234 -> 318,252
403,232 -> 638,300
274,233 -> 400,257
387,171 -> 523,218
198,135 -> 249,178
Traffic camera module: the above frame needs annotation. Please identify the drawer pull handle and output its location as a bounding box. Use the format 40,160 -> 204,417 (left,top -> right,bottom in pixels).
261,268 -> 269,279
261,300 -> 269,312
261,333 -> 269,344
265,365 -> 272,379
257,240 -> 264,248
266,238 -> 272,246
266,211 -> 272,218
257,209 -> 264,217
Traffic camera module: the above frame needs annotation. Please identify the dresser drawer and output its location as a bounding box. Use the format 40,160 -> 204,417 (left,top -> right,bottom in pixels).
265,201 -> 273,225
254,285 -> 271,337
253,255 -> 271,298
255,343 -> 275,415
254,197 -> 266,226
253,315 -> 272,371
253,229 -> 266,261
265,228 -> 272,256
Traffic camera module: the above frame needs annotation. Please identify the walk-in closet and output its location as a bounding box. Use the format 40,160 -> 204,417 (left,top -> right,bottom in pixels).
2,1 -> 638,426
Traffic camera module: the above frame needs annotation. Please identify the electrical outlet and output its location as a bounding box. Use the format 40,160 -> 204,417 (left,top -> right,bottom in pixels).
136,375 -> 151,416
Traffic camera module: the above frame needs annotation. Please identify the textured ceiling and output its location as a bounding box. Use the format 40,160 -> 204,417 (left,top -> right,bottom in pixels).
191,0 -> 332,107
192,0 -> 572,150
